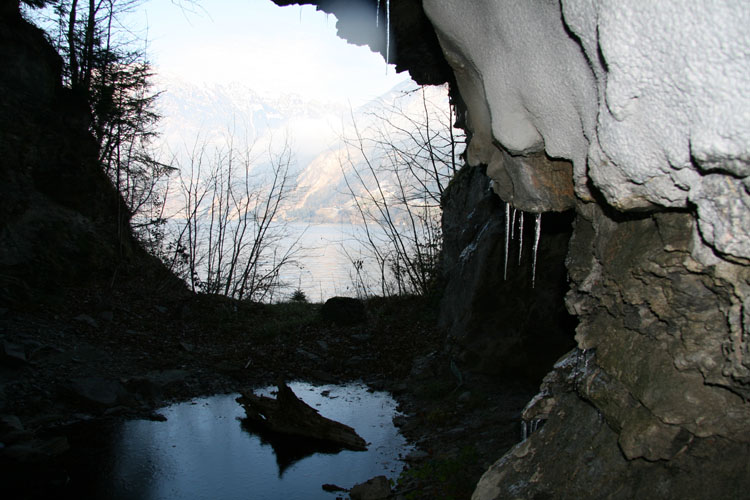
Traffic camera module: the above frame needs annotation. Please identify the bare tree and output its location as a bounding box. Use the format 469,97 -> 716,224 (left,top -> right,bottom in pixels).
164,130 -> 300,302
339,84 -> 464,296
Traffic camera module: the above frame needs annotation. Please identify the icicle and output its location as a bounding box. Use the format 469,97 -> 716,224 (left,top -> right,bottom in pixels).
521,418 -> 544,442
510,207 -> 516,242
531,213 -> 542,288
504,202 -> 510,280
518,211 -> 524,265
376,0 -> 380,27
385,0 -> 391,69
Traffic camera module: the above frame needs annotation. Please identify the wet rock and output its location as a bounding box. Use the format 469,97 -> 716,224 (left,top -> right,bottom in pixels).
0,415 -> 32,444
1,436 -> 69,462
296,348 -> 321,363
404,449 -> 429,462
320,297 -> 365,326
392,415 -> 408,428
2,341 -> 27,366
73,314 -> 98,328
65,377 -> 130,409
409,352 -> 437,380
349,475 -> 392,500
321,483 -> 348,493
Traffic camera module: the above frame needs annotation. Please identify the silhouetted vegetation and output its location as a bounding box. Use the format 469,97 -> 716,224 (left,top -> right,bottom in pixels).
164,132 -> 299,301
340,85 -> 465,297
25,0 -> 173,250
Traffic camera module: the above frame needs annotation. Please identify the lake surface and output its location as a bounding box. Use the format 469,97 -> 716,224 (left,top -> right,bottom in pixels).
61,382 -> 411,500
279,223 -> 384,302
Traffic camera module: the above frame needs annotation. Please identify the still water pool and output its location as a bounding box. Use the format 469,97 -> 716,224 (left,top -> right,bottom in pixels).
62,382 -> 411,500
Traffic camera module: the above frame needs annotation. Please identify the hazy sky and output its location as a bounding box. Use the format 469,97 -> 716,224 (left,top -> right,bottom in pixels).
128,0 -> 410,105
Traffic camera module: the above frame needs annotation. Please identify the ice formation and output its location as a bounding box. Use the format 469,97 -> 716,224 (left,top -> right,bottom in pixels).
521,418 -> 544,442
531,213 -> 541,288
517,211 -> 524,265
504,202 -> 510,280
386,0 -> 391,66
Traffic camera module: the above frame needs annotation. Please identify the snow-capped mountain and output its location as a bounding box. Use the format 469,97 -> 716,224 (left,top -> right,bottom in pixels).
153,74 -> 346,167
152,74 -> 456,223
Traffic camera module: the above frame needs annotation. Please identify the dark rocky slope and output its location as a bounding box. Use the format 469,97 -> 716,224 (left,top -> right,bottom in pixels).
0,3 -> 178,306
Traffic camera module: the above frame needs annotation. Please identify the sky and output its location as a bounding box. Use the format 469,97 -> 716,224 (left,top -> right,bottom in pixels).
126,0 -> 410,106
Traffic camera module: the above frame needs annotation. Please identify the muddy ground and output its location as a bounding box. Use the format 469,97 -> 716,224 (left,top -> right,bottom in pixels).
0,282 -> 540,499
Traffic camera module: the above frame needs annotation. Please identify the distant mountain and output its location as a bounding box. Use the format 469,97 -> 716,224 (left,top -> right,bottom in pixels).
153,74 -> 346,166
285,82 -> 456,223
152,74 -> 455,224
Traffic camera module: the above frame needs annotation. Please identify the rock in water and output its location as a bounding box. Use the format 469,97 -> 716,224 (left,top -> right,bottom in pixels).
349,475 -> 392,500
237,382 -> 367,451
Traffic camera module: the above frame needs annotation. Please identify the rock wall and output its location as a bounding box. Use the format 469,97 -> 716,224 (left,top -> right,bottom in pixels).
439,164 -> 575,381
0,4 -> 175,304
420,0 -> 750,497
276,0 -> 750,496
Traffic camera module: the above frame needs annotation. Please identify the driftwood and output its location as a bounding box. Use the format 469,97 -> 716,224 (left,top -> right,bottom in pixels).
236,382 -> 367,451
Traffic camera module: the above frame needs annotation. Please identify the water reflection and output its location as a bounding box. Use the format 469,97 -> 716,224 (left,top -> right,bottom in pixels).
60,382 -> 410,500
241,420 -> 350,477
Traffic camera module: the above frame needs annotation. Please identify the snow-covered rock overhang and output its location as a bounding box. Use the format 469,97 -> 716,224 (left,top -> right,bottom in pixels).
422,0 -> 750,262
271,0 -> 750,263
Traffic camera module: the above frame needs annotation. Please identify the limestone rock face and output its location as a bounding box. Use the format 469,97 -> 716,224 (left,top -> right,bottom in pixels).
425,0 -> 750,262
562,0 -> 750,263
567,207 -> 750,432
423,0 -> 597,210
408,3 -> 750,496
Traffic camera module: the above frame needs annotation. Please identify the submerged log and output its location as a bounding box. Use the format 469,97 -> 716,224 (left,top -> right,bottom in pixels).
236,383 -> 368,451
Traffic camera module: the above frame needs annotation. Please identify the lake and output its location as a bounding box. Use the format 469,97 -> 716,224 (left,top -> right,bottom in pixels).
57,382 -> 412,499
278,223 -> 386,302
160,219 -> 392,303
